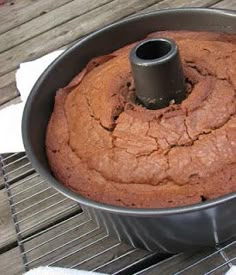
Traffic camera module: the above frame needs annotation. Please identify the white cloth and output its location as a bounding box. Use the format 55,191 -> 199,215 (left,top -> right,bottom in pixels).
23,264 -> 236,275
0,50 -> 64,153
23,266 -> 106,275
226,266 -> 236,275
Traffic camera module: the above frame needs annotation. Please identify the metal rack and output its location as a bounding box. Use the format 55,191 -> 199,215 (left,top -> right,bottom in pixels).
1,152 -> 236,274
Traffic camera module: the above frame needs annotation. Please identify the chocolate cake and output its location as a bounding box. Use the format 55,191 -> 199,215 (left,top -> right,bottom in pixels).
46,31 -> 236,208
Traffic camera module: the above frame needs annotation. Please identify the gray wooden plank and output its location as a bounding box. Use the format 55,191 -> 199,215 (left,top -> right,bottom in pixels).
0,180 -> 77,251
0,0 -> 73,35
0,0 -> 11,5
22,211 -> 93,252
0,81 -> 18,106
0,96 -> 21,111
2,154 -> 34,185
0,0 -> 39,16
0,0 -> 159,77
138,0 -> 222,13
0,69 -> 18,106
0,63 -> 18,105
222,241 -> 236,266
139,250 -> 226,274
13,209 -> 149,272
70,242 -> 137,272
9,181 -> 80,238
0,220 -> 147,275
0,188 -> 17,250
0,0 -> 157,105
0,0 -> 111,54
213,0 -> 236,9
0,0 -> 34,18
214,266 -> 231,275
0,247 -> 24,275
0,69 -> 16,90
0,167 -> 4,188
94,249 -> 151,274
0,205 -> 149,273
0,162 -> 81,251
24,218 -> 109,267
0,154 -> 13,188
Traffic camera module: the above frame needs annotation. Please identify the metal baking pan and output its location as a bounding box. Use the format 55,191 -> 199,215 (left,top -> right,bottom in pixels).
22,8 -> 236,253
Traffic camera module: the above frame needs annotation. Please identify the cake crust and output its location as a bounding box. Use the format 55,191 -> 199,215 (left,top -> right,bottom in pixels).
46,31 -> 236,208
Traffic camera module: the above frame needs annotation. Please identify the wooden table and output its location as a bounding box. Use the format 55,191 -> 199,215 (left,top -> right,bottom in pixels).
0,1 -> 235,274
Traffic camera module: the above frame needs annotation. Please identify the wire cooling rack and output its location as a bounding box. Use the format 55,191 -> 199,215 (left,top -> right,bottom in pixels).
1,152 -> 236,274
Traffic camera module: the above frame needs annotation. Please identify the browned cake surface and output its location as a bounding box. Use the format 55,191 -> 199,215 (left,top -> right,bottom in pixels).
46,31 -> 236,208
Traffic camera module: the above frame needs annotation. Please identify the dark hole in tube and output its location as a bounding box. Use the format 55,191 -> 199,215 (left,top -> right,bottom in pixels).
136,40 -> 172,60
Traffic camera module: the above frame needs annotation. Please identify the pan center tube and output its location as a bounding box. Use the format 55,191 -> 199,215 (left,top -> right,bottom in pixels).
130,38 -> 186,110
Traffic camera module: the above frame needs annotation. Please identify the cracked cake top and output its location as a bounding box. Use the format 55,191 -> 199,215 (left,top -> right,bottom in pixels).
46,31 -> 236,208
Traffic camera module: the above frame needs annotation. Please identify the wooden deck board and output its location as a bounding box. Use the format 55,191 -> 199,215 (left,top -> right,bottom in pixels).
139,0 -> 222,12
0,0 -> 162,106
0,0 -> 159,77
0,180 -> 81,250
0,247 -> 24,275
0,188 -> 17,250
138,250 -> 228,274
0,0 -> 111,54
0,154 -> 81,251
0,71 -> 18,106
0,228 -> 149,275
0,0 -> 73,35
213,0 -> 236,9
0,0 -> 231,107
0,169 -> 4,189
0,209 -> 150,274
